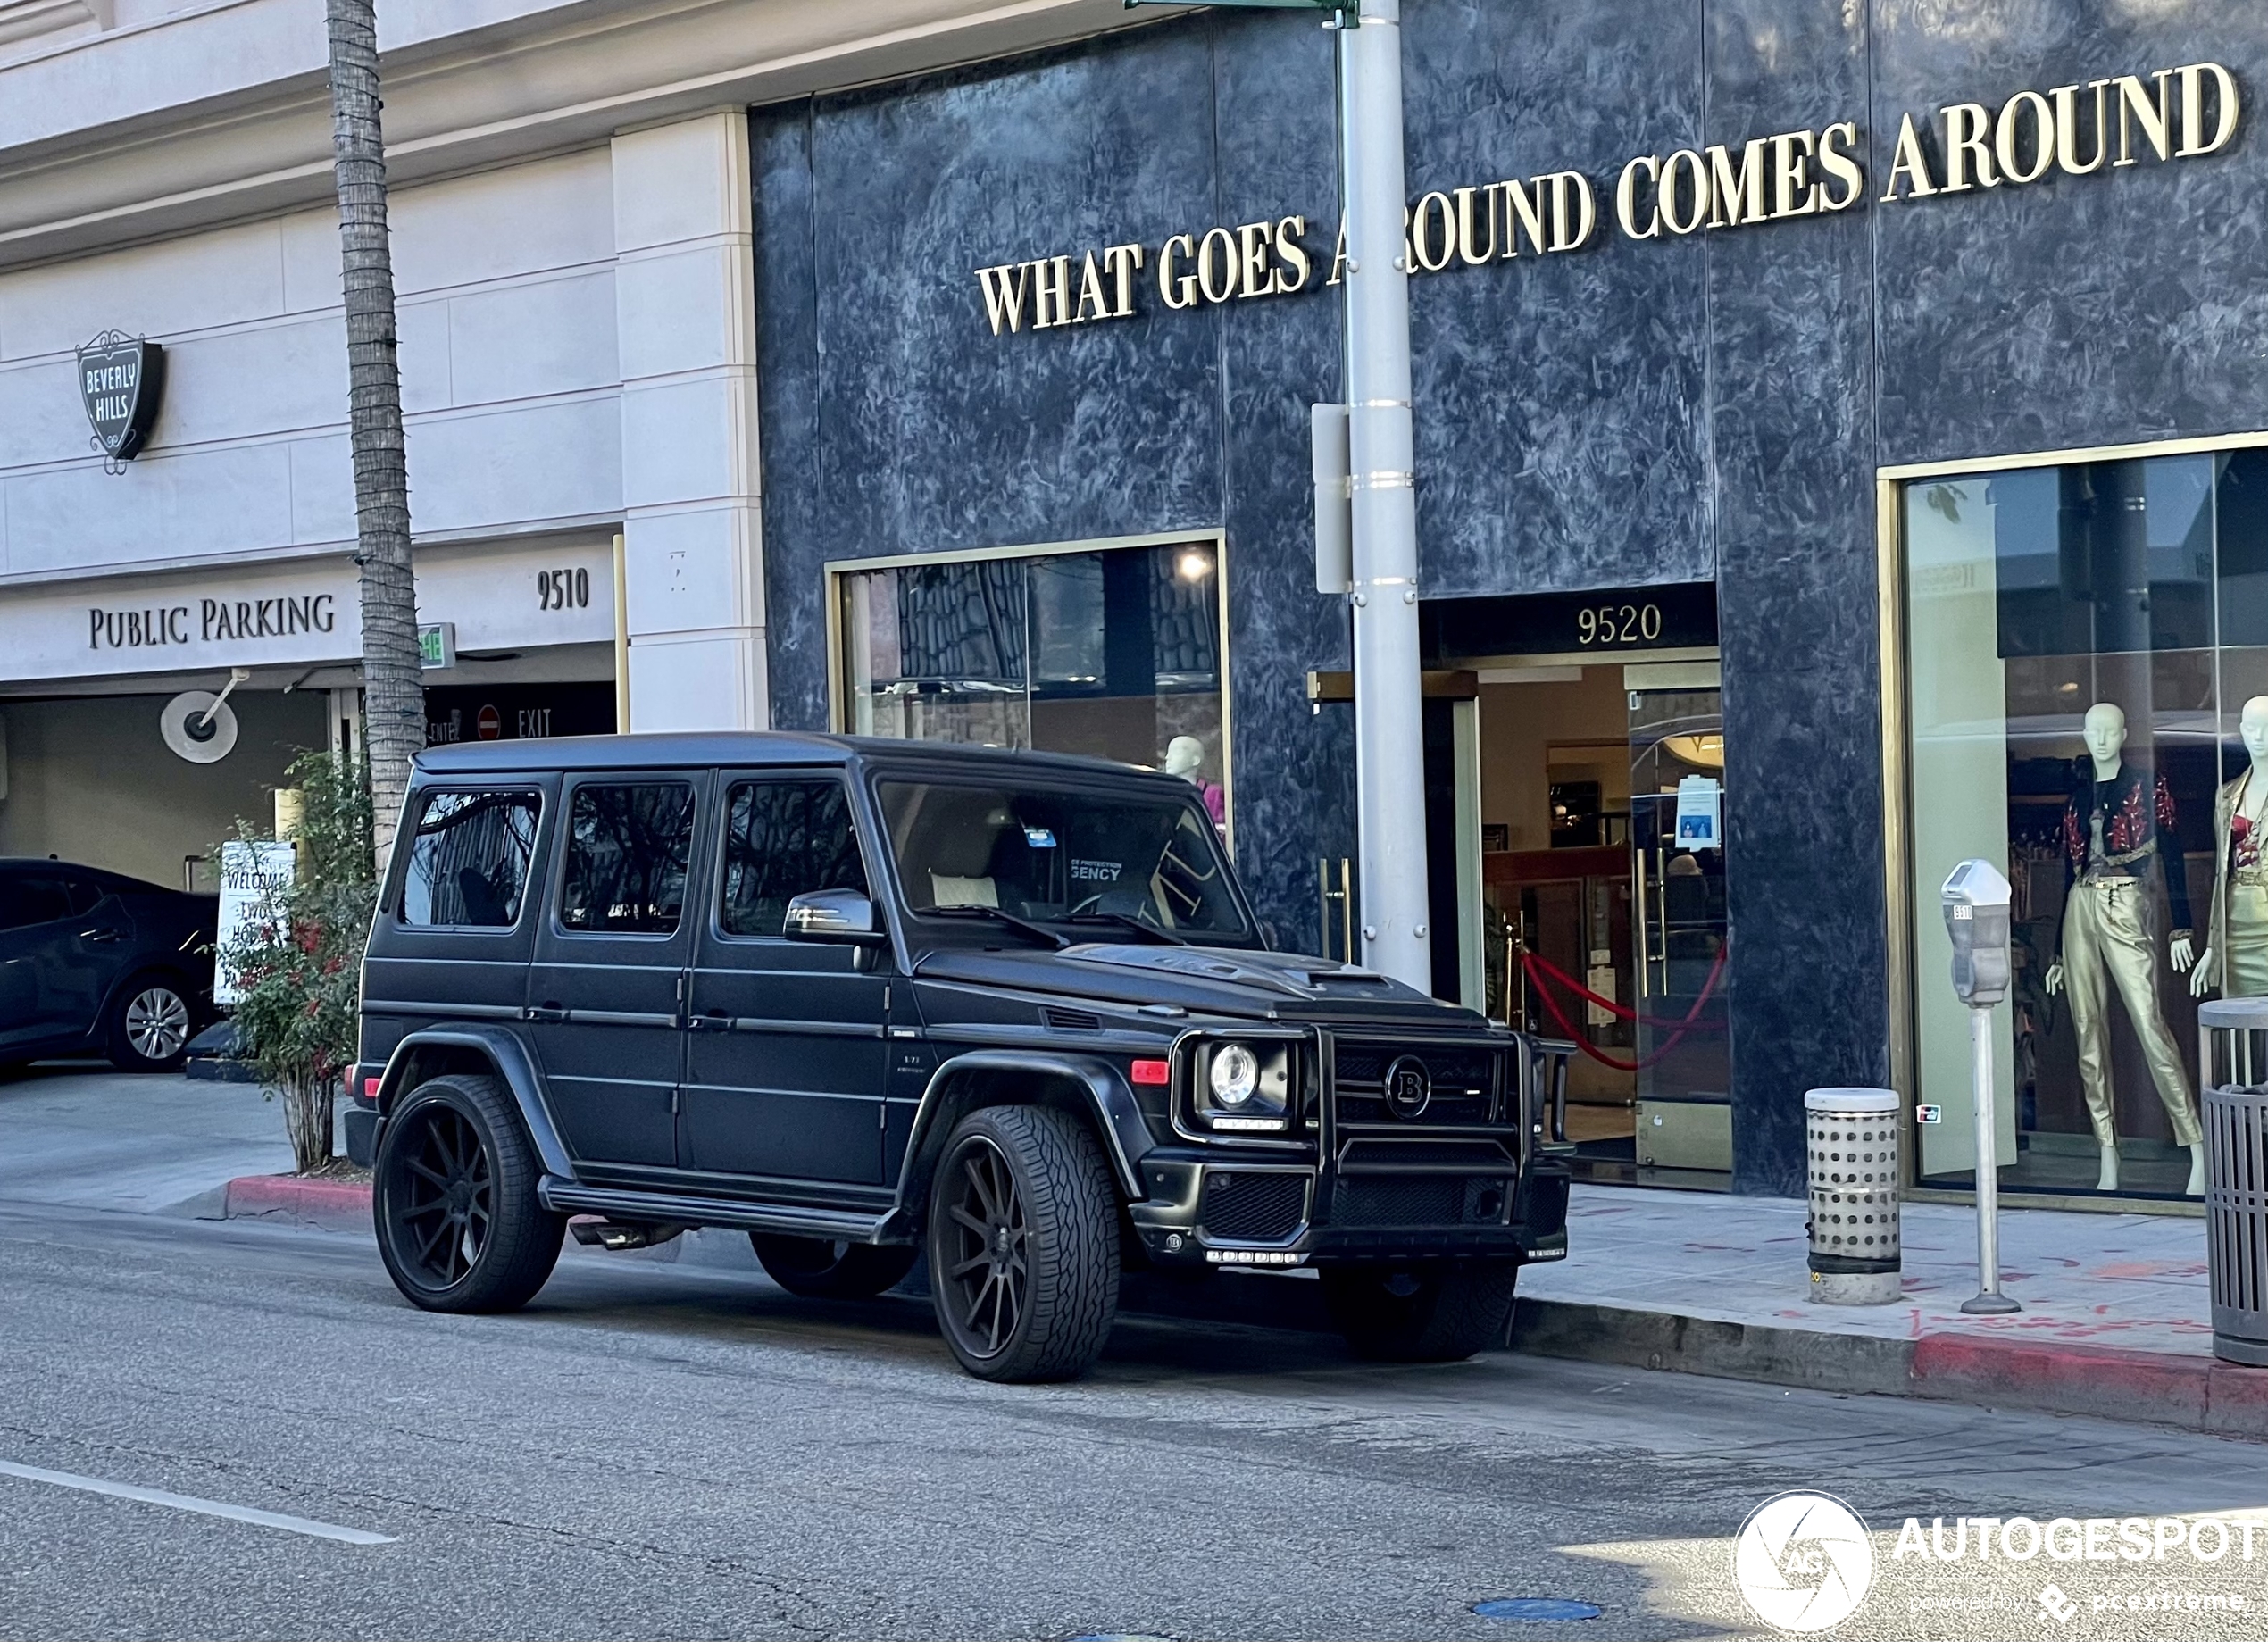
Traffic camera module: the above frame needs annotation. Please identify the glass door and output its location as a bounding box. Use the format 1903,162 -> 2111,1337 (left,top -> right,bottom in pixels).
1627,675 -> 1733,1174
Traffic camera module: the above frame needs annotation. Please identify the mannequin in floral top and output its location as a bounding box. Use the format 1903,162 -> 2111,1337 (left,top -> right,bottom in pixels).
2042,702 -> 2205,1195
2192,695 -> 2268,1005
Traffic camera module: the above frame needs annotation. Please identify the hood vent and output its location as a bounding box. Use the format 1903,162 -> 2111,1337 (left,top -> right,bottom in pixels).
1042,1006 -> 1103,1031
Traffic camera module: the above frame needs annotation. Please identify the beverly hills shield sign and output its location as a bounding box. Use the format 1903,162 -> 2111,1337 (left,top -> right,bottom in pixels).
76,330 -> 165,463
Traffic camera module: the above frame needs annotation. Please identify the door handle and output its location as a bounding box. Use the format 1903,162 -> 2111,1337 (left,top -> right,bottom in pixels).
525,1003 -> 568,1023
691,1010 -> 733,1033
80,928 -> 122,943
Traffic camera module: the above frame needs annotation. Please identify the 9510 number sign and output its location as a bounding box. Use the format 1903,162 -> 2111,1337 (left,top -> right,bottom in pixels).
537,566 -> 591,612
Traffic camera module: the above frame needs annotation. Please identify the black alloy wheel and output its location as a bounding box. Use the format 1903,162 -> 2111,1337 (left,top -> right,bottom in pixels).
748,1234 -> 920,1299
927,1104 -> 1119,1383
374,1074 -> 562,1313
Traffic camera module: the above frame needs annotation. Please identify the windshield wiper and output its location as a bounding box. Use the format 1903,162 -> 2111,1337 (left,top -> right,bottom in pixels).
1065,911 -> 1187,946
926,904 -> 1069,950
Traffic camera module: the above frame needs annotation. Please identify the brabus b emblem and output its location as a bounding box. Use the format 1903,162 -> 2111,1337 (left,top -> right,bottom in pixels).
1383,1054 -> 1431,1119
76,329 -> 166,471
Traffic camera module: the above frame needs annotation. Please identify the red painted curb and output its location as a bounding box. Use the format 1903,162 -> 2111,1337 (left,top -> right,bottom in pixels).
1913,1333 -> 2268,1440
222,1175 -> 373,1233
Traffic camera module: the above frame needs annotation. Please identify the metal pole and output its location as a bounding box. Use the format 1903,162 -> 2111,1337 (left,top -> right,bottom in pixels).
1961,1004 -> 2021,1314
1338,0 -> 1431,993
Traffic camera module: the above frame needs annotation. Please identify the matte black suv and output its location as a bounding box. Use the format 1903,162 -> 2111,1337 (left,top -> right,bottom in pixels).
356,733 -> 1570,1381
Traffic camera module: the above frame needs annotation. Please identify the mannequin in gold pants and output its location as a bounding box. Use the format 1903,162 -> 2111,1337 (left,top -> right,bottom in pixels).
2045,702 -> 2206,1196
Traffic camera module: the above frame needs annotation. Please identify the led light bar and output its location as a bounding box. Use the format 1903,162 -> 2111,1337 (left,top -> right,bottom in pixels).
1205,1249 -> 1307,1266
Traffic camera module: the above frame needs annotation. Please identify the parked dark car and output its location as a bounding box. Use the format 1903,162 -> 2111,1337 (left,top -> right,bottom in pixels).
354,733 -> 1572,1381
0,859 -> 218,1072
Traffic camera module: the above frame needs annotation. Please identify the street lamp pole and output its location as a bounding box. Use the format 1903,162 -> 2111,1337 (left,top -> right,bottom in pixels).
1337,0 -> 1431,992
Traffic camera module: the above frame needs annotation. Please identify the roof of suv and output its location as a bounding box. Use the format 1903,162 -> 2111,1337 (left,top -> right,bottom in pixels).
413,731 -> 1176,784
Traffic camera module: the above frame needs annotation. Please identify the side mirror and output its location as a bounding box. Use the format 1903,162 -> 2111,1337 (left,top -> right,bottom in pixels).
783,888 -> 889,947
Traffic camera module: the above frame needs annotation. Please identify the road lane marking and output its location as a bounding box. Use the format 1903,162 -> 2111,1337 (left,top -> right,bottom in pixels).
0,1459 -> 396,1545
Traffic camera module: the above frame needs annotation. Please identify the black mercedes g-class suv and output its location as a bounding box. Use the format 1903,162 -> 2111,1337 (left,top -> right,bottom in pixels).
356,732 -> 1570,1381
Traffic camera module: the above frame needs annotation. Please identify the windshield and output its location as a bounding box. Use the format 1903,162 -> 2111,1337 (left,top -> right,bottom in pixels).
878,778 -> 1253,943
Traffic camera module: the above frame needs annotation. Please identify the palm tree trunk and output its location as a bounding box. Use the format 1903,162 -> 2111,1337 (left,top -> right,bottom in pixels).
325,0 -> 422,868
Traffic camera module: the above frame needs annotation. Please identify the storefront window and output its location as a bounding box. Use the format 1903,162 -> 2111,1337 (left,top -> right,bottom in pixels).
1904,446 -> 2268,1200
836,538 -> 1229,831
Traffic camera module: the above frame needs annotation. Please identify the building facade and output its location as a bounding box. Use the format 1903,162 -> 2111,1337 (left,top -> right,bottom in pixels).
7,0 -> 2266,1205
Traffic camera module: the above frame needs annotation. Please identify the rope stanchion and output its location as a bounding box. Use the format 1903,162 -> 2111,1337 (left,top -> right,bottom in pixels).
1522,938 -> 1730,1072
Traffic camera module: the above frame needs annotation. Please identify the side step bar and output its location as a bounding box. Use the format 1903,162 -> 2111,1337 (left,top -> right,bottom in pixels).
538,1178 -> 894,1244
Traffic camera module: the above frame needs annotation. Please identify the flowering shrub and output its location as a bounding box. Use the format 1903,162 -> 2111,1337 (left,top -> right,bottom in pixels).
219,750 -> 375,1173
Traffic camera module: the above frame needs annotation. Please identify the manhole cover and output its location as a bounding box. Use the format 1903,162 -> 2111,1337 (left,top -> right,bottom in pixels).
1472,1598 -> 1603,1622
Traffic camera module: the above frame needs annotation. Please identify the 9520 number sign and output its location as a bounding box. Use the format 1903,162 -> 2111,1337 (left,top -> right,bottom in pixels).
1422,580 -> 1716,662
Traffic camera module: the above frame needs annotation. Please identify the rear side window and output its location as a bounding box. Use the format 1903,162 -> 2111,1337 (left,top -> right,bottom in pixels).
400,790 -> 541,928
561,782 -> 696,934
720,780 -> 869,938
0,874 -> 74,931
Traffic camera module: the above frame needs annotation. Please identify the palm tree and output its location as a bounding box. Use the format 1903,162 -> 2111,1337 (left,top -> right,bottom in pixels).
324,0 -> 422,865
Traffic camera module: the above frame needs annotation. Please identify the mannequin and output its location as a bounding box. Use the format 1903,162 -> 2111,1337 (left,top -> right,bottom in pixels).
1164,735 -> 1226,826
2042,702 -> 2206,1196
2192,695 -> 2268,1003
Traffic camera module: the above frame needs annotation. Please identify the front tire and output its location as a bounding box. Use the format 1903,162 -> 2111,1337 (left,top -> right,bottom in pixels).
750,1234 -> 919,1299
1322,1261 -> 1521,1362
374,1074 -> 563,1313
927,1105 -> 1119,1382
104,974 -> 194,1071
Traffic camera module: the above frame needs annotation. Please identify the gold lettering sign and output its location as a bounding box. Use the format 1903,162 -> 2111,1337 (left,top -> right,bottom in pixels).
977,60 -> 2239,337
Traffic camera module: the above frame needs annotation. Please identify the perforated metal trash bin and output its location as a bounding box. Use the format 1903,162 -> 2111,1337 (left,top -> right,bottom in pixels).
1805,1088 -> 1902,1305
2197,998 -> 2268,1366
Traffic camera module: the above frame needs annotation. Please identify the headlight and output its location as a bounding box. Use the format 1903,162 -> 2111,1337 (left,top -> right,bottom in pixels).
1209,1043 -> 1260,1107
1195,1039 -> 1293,1132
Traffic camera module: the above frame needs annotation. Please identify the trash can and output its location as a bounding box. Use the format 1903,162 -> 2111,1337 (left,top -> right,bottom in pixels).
2197,998 -> 2268,1366
1805,1088 -> 1902,1305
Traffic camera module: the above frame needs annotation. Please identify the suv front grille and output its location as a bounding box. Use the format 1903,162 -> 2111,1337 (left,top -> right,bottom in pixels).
1332,1040 -> 1499,1128
1330,1175 -> 1513,1229
1197,1171 -> 1308,1242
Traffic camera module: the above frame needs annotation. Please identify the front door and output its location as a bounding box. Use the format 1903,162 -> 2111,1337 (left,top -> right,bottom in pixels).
681,773 -> 891,1188
527,773 -> 707,1172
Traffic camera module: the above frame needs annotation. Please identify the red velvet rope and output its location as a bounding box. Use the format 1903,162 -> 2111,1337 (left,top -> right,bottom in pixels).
1522,938 -> 1731,1072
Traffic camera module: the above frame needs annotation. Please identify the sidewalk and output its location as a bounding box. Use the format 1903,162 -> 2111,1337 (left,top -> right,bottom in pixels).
1513,1184 -> 2268,1441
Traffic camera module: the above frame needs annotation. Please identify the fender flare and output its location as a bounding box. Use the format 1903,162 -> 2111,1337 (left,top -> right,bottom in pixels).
900,1050 -> 1154,1204
372,1024 -> 574,1179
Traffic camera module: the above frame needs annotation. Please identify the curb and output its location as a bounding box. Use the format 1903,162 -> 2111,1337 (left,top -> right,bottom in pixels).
1509,1296 -> 2268,1444
221,1175 -> 372,1234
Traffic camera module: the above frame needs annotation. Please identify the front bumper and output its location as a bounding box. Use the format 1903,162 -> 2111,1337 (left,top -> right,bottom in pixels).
1127,1142 -> 1571,1269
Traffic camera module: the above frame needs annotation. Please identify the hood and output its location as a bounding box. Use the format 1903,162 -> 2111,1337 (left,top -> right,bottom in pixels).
912,941 -> 1489,1025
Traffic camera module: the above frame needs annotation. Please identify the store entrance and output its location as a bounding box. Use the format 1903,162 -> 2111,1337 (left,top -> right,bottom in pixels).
1467,659 -> 1731,1187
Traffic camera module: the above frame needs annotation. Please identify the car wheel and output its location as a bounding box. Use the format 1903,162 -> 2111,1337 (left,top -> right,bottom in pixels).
104,974 -> 194,1071
927,1104 -> 1120,1383
749,1234 -> 919,1299
374,1074 -> 563,1313
1321,1260 -> 1521,1362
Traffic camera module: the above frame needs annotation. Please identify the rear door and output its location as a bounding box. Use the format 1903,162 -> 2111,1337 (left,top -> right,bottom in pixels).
681,772 -> 891,1188
528,772 -> 708,1174
0,870 -> 111,1051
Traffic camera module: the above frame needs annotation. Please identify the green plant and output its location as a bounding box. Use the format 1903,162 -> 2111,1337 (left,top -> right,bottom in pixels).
219,748 -> 376,1173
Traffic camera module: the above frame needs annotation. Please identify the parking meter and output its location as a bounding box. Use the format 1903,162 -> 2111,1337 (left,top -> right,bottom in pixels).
1939,858 -> 2020,1314
1941,859 -> 2012,1007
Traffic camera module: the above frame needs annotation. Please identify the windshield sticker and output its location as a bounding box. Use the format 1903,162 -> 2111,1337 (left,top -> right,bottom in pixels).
1023,827 -> 1058,848
1071,858 -> 1123,882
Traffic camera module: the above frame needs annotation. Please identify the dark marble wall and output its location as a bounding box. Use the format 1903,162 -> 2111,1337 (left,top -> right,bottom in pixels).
753,0 -> 2268,1196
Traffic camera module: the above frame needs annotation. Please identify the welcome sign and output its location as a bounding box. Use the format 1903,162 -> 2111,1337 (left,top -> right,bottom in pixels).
974,61 -> 2239,336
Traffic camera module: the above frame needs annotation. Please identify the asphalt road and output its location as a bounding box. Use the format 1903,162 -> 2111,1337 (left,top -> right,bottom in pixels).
3,1198 -> 2266,1642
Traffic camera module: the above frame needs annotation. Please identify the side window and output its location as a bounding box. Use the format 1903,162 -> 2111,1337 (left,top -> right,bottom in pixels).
1,875 -> 74,931
400,790 -> 541,928
63,878 -> 105,916
561,782 -> 696,935
720,780 -> 870,938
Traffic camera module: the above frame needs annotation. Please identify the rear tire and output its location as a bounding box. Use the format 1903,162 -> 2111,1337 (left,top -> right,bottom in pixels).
374,1074 -> 563,1313
750,1234 -> 919,1299
927,1104 -> 1119,1382
104,973 -> 194,1072
1322,1260 -> 1520,1362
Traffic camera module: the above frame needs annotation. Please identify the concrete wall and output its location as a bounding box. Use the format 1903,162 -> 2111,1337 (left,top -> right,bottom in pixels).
0,691 -> 327,885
